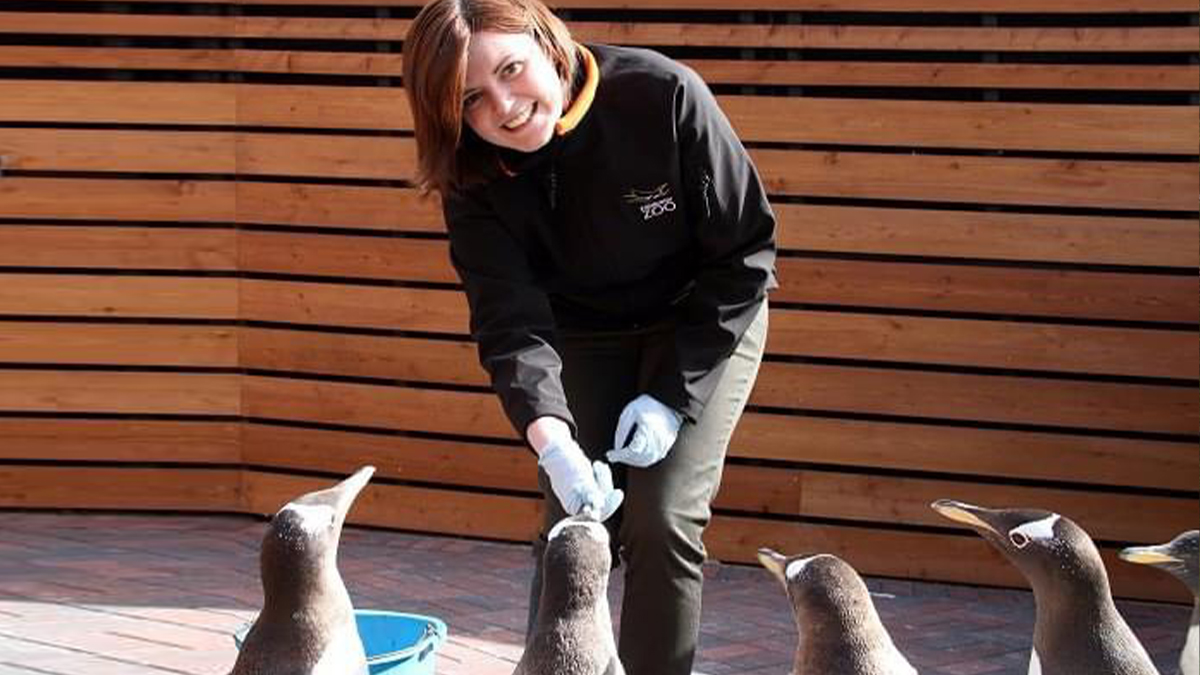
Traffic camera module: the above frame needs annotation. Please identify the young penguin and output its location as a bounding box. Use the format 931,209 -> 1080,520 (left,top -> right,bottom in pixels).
757,548 -> 917,675
931,499 -> 1159,675
230,465 -> 375,675
1121,530 -> 1199,675
514,514 -> 624,675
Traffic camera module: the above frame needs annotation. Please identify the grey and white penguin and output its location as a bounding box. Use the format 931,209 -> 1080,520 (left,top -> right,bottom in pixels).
757,548 -> 917,675
514,514 -> 624,675
931,499 -> 1159,675
230,465 -> 375,675
1121,530 -> 1199,675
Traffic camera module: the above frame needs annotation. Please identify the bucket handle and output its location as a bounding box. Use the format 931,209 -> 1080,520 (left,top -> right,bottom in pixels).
366,622 -> 440,664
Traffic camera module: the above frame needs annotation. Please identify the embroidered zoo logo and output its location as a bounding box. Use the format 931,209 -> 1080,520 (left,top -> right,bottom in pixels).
623,183 -> 677,221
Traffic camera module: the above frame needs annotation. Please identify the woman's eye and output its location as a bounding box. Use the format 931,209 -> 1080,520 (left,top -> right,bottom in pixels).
502,61 -> 524,78
463,93 -> 481,110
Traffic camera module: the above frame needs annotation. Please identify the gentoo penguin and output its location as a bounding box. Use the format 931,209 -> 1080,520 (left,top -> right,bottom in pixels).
757,548 -> 917,675
931,499 -> 1159,675
514,514 -> 624,675
230,466 -> 375,675
1121,530 -> 1199,675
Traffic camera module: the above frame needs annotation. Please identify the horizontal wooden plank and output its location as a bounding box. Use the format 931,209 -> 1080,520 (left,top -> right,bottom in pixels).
777,258 -> 1200,324
705,516 -> 1186,603
751,362 -> 1198,434
0,465 -> 243,511
241,422 -> 536,491
1,226 -> 237,270
238,133 -> 414,180
0,81 -> 235,125
235,84 -> 408,130
0,128 -> 234,174
240,329 -> 482,385
731,413 -> 1197,491
770,311 -> 1200,379
688,60 -> 1200,90
753,150 -> 1198,211
242,375 -> 513,438
716,464 -> 1196,543
242,470 -> 540,541
725,97 -> 1199,154
0,177 -> 235,222
51,0 -> 1200,11
240,280 -> 467,331
0,371 -> 240,415
0,418 -> 240,463
239,231 -> 454,281
776,204 -> 1200,267
0,274 -> 237,319
0,323 -> 237,367
237,182 -> 442,232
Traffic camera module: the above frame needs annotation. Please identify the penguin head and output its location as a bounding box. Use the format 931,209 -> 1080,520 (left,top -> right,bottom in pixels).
542,514 -> 612,607
758,548 -> 874,625
260,466 -> 375,591
931,499 -> 1106,595
1120,530 -> 1199,596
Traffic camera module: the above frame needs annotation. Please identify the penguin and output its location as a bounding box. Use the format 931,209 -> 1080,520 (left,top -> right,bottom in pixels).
514,514 -> 624,675
931,499 -> 1159,675
230,465 -> 375,675
757,547 -> 917,675
1120,530 -> 1199,675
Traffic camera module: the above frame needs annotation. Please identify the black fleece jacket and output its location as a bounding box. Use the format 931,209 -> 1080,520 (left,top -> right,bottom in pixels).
443,43 -> 777,436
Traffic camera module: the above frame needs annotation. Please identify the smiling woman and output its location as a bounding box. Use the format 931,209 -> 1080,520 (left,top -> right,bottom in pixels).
401,1 -> 777,674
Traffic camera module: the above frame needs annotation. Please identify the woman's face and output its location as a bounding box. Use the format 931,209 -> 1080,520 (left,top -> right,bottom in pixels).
462,30 -> 565,153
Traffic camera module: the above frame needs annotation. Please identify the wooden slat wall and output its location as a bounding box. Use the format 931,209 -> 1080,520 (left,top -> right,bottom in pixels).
0,0 -> 1195,603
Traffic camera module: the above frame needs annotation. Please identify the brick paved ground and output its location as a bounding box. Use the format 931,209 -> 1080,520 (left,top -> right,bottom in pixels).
0,512 -> 1190,675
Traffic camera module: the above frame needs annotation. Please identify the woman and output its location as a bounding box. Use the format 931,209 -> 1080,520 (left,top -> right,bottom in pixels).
403,1 -> 776,672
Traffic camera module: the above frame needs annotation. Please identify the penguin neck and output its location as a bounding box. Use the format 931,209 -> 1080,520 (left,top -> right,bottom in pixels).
795,596 -> 896,667
538,582 -> 603,623
261,557 -> 350,618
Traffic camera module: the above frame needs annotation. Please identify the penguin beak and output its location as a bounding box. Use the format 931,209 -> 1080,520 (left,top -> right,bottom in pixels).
930,499 -> 1001,536
1119,543 -> 1179,566
292,465 -> 375,528
757,548 -> 789,585
330,465 -> 375,524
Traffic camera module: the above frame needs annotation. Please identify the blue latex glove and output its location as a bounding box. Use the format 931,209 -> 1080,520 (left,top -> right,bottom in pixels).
606,394 -> 683,468
538,437 -> 623,521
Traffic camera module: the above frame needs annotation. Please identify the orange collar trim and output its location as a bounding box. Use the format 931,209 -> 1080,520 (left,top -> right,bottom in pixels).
555,45 -> 598,136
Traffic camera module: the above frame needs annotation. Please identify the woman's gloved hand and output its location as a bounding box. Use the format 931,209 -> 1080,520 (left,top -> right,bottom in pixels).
606,394 -> 683,468
529,417 -> 623,521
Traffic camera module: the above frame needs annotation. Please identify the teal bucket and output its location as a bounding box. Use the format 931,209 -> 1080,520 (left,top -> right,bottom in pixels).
234,610 -> 447,675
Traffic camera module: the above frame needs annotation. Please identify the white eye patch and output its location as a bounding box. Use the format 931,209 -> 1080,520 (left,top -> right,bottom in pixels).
278,503 -> 336,535
548,518 -> 608,543
1009,514 -> 1060,548
785,556 -> 819,580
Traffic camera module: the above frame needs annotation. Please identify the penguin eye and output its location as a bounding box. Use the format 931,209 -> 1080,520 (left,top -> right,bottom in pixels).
1010,532 -> 1031,548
